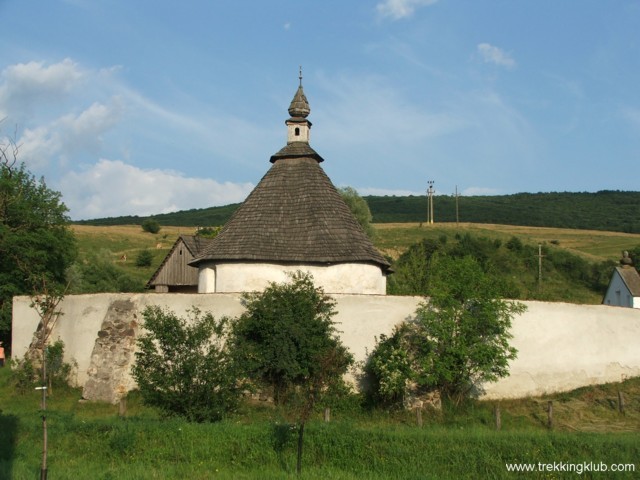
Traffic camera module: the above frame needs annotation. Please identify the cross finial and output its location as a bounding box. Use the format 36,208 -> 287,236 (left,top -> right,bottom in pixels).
299,66 -> 303,86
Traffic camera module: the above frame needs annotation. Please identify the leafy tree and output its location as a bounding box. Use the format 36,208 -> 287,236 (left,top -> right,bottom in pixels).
0,137 -> 76,347
412,255 -> 525,403
131,306 -> 241,422
141,219 -> 161,234
339,186 -> 375,239
387,238 -> 442,295
231,271 -> 353,474
369,255 -> 526,406
196,226 -> 222,239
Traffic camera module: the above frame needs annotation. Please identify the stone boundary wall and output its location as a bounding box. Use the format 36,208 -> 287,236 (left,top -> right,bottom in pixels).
12,293 -> 640,403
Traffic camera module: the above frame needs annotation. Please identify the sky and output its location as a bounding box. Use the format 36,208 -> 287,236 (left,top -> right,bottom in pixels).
1,0 -> 639,221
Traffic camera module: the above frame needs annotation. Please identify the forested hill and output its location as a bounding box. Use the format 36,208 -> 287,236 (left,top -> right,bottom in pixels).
75,191 -> 640,233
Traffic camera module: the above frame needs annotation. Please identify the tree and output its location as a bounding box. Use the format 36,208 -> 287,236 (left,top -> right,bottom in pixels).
387,238 -> 442,295
368,255 -> 526,406
28,278 -> 67,480
339,186 -> 375,239
231,271 -> 353,474
131,306 -> 241,422
0,133 -> 76,348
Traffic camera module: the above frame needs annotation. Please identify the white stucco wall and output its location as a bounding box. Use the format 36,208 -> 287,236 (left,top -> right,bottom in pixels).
11,294 -> 640,400
483,301 -> 640,399
199,262 -> 387,295
197,267 -> 216,294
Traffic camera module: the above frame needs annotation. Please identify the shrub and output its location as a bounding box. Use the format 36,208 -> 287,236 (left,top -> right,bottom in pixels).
131,306 -> 241,422
135,249 -> 153,267
368,255 -> 526,407
46,339 -> 75,388
363,327 -> 413,406
141,219 -> 161,234
11,340 -> 75,394
11,356 -> 38,394
196,226 -> 222,239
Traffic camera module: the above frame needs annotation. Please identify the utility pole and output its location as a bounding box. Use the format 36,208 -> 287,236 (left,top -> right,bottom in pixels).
454,185 -> 459,227
427,181 -> 435,224
537,244 -> 544,287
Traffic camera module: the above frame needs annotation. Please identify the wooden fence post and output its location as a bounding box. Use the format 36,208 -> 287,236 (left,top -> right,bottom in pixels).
494,405 -> 501,431
416,407 -> 423,428
119,397 -> 127,418
618,390 -> 625,415
324,407 -> 331,423
547,401 -> 553,429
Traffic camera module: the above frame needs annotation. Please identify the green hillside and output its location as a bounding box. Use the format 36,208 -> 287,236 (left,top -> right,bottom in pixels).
367,191 -> 640,232
75,191 -> 640,233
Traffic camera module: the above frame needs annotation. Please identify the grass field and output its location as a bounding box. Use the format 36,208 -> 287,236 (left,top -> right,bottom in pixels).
72,224 -> 198,287
1,362 -> 639,479
373,222 -> 640,262
72,222 -> 640,304
73,221 -> 640,267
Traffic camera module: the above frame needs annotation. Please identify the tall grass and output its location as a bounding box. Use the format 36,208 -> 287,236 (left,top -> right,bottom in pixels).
2,364 -> 639,479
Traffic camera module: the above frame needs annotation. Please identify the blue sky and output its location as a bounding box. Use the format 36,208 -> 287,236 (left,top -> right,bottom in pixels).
1,0 -> 639,220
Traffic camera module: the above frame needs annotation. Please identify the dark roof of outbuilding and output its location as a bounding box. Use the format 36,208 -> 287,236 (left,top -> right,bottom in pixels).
191,155 -> 390,270
616,266 -> 640,297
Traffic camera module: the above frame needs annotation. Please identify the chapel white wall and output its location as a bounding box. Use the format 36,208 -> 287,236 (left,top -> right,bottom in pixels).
199,262 -> 386,295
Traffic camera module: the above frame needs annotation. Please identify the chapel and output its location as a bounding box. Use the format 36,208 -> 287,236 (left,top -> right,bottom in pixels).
190,75 -> 391,294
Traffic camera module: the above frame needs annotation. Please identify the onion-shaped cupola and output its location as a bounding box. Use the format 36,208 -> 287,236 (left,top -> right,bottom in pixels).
286,67 -> 312,144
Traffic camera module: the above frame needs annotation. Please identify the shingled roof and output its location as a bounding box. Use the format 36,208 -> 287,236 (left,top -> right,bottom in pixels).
191,81 -> 390,272
616,266 -> 640,297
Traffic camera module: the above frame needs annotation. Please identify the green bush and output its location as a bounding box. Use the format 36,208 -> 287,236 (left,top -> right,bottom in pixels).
11,356 -> 38,394
131,306 -> 242,422
141,219 -> 161,234
135,249 -> 154,267
46,339 -> 75,388
11,340 -> 74,394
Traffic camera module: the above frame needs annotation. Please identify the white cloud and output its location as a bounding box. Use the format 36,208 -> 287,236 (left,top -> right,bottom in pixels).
477,43 -> 516,69
17,99 -> 124,169
376,0 -> 438,20
0,59 -> 86,119
59,159 -> 254,220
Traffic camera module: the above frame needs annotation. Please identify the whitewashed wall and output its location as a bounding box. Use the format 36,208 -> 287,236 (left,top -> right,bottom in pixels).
12,294 -> 640,400
198,262 -> 387,295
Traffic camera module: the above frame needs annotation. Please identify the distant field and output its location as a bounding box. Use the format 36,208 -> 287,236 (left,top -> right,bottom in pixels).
72,224 -> 200,286
73,222 -> 640,268
373,222 -> 640,262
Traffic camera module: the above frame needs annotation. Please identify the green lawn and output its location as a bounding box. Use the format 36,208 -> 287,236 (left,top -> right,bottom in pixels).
2,364 -> 639,479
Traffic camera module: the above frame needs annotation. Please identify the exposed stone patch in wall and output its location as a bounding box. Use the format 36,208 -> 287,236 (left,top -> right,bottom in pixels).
82,299 -> 138,404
